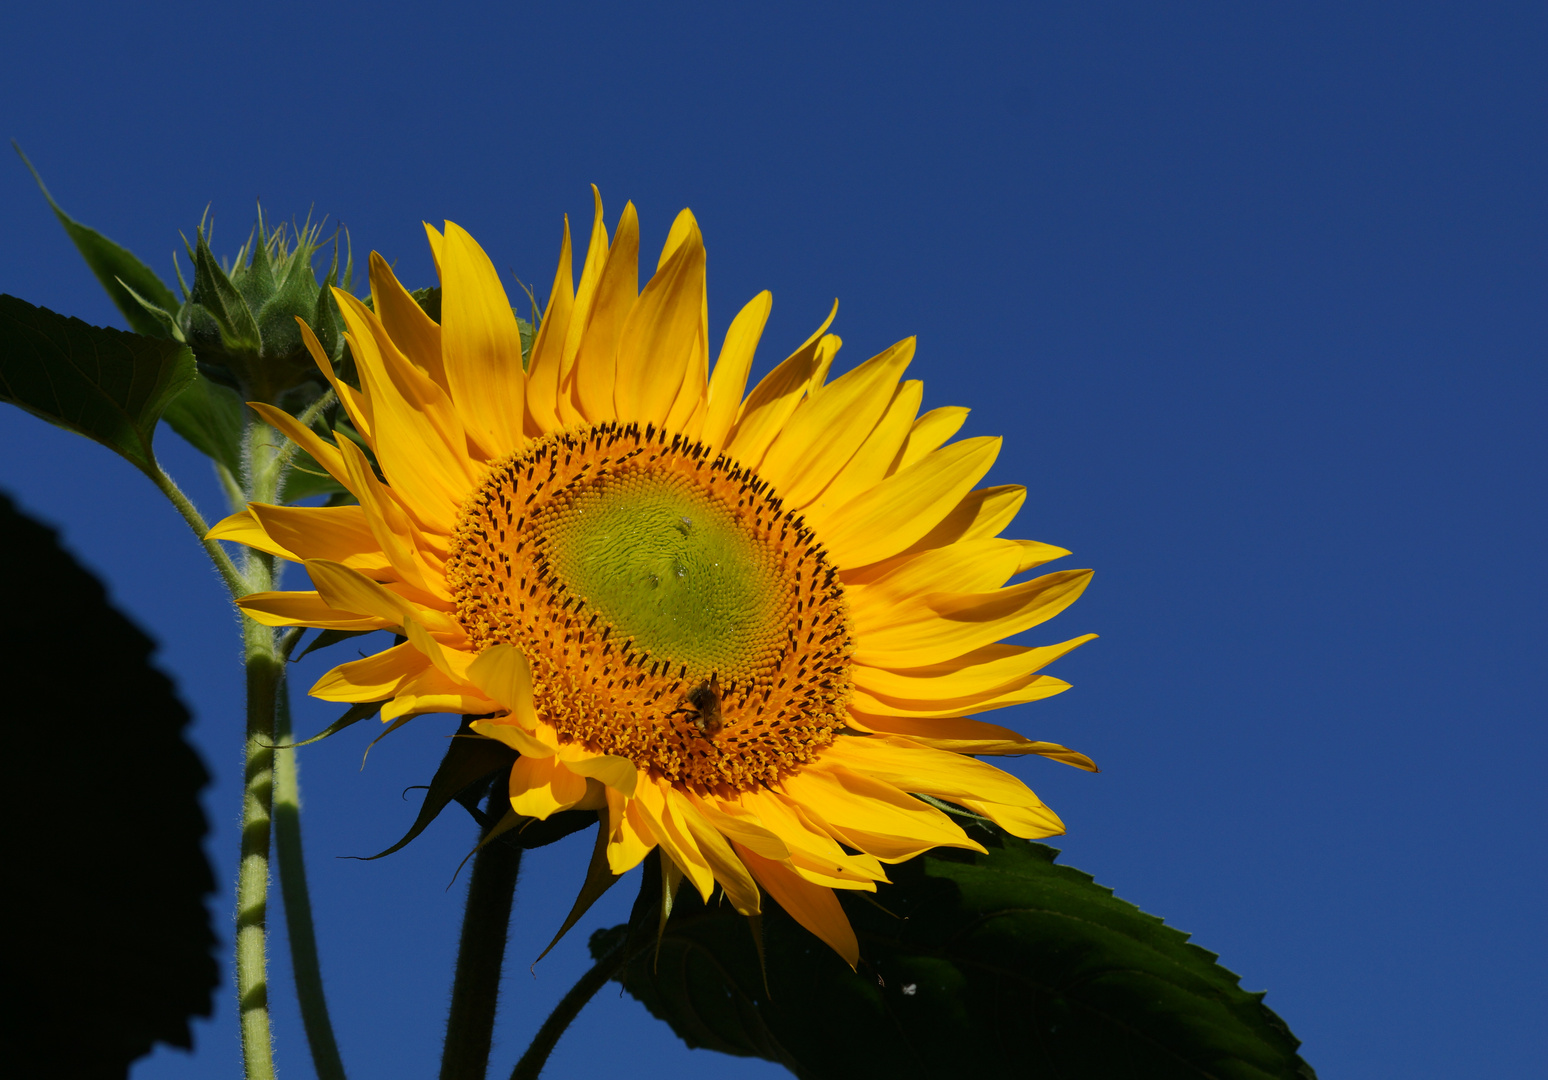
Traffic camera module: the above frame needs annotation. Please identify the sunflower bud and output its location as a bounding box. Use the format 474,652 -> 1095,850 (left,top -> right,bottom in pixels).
164,209 -> 350,404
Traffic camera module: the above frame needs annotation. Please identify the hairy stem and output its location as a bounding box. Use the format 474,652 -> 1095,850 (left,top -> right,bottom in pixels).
507,932 -> 632,1080
274,676 -> 348,1080
440,786 -> 523,1080
238,602 -> 281,1080
147,462 -> 244,598
235,416 -> 284,1080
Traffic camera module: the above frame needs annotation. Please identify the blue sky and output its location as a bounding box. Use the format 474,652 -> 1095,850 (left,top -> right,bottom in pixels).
2,2 -> 1543,1077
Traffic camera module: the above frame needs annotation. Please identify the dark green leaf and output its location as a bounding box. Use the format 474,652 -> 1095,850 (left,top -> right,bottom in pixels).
116,279 -> 184,341
279,447 -> 350,502
14,143 -> 181,339
280,699 -> 384,749
594,830 -> 1316,1080
160,369 -> 245,478
518,316 -> 534,369
354,726 -> 516,860
409,285 -> 441,323
501,807 -> 596,849
0,294 -> 194,473
0,492 -> 216,1074
290,627 -> 375,664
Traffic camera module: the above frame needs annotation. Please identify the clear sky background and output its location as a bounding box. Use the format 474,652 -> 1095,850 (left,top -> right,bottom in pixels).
1,3 -> 1543,1078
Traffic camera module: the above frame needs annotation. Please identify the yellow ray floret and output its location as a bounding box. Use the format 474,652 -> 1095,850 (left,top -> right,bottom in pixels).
212,191 -> 1098,966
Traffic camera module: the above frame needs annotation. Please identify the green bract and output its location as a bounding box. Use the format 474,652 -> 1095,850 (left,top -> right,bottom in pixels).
168,211 -> 351,403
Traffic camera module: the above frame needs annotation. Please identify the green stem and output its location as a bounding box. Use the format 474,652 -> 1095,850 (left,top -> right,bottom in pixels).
507,932 -> 632,1080
274,675 -> 348,1080
238,603 -> 281,1080
147,462 -> 244,599
440,786 -> 524,1080
235,415 -> 284,1080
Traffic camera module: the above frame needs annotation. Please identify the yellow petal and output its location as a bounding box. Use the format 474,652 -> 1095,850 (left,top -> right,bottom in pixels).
570,201 -> 639,423
899,484 -> 1027,556
381,661 -> 496,720
606,786 -> 657,875
303,558 -> 452,635
470,715 -> 553,758
333,438 -> 446,598
633,778 -> 715,901
779,759 -> 980,862
724,301 -> 837,465
810,436 -> 1001,569
849,676 -> 1071,719
736,790 -> 887,884
614,211 -> 706,425
896,406 -> 969,472
207,508 -> 289,558
248,400 -> 353,493
1014,539 -> 1072,573
423,222 -> 444,278
557,747 -> 639,797
466,644 -> 539,728
852,635 -> 1097,700
957,797 -> 1066,839
400,620 -> 476,684
236,590 -> 391,630
369,250 -> 446,392
737,846 -> 858,967
299,319 -> 373,445
684,792 -> 790,861
509,754 -> 589,819
335,289 -> 474,529
310,641 -> 428,702
844,539 -> 1026,623
701,291 -> 771,448
438,222 -> 527,460
809,378 -> 922,513
523,216 -> 574,435
557,186 -> 609,425
806,334 -> 840,391
667,787 -> 761,916
822,735 -> 1047,818
759,337 -> 914,506
246,503 -> 392,574
853,568 -> 1093,668
842,713 -> 1098,768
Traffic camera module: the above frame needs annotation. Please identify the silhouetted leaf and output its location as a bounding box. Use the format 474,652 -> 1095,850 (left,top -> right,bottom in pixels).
0,295 -> 194,473
0,492 -> 216,1078
593,830 -> 1316,1080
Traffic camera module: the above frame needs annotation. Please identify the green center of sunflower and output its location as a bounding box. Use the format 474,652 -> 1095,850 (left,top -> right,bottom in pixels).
447,422 -> 853,790
541,471 -> 784,678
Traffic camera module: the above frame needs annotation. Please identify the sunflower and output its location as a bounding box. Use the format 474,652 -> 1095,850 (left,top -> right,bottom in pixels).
211,190 -> 1097,965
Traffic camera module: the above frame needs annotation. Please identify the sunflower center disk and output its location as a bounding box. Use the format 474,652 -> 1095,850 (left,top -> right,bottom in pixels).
542,473 -> 782,680
448,423 -> 853,791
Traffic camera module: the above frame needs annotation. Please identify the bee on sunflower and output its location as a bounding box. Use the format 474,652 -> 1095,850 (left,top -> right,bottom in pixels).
210,189 -> 1097,965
